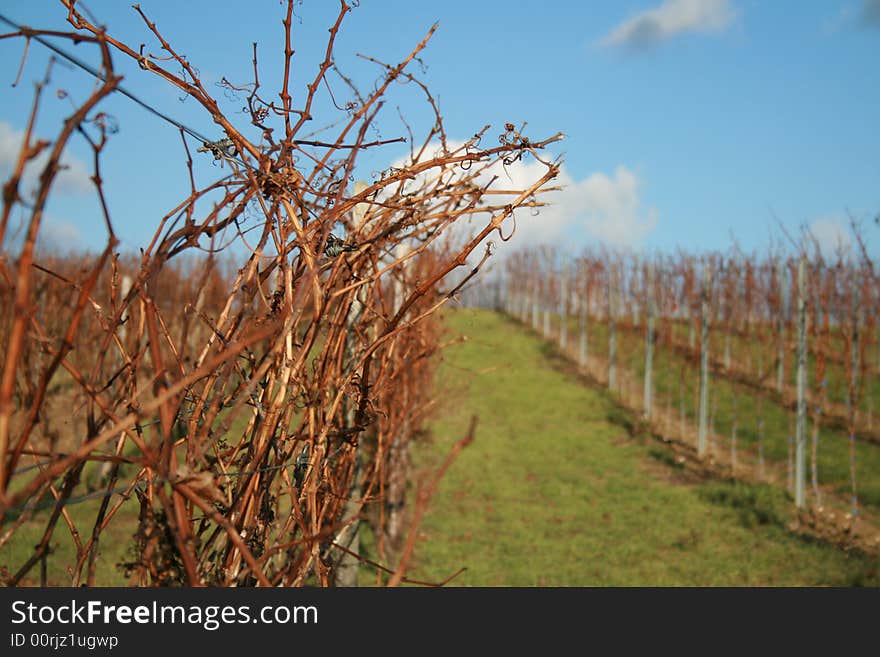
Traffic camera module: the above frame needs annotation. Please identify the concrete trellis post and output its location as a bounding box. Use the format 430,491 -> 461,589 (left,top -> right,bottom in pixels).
795,256 -> 807,509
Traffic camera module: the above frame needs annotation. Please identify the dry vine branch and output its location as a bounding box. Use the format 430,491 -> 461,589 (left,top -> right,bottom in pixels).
0,1 -> 561,587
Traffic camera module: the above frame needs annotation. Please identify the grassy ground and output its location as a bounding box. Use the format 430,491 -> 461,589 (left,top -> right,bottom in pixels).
407,309 -> 880,586
0,494 -> 138,586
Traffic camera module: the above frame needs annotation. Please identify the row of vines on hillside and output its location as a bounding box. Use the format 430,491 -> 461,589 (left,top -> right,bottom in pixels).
469,235 -> 880,547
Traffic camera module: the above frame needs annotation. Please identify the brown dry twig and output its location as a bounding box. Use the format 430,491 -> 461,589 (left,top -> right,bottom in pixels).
0,2 -> 560,587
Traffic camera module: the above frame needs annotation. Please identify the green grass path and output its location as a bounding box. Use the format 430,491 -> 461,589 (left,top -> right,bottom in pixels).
408,309 -> 879,586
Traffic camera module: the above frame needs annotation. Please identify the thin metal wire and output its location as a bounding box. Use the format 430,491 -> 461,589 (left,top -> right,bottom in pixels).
0,13 -> 338,227
0,12 -> 262,173
0,13 -> 213,144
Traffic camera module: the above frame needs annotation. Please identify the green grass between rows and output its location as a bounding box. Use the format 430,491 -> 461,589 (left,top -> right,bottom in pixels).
407,309 -> 879,586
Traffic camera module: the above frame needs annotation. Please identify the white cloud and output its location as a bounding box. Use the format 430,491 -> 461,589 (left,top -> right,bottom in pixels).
387,142 -> 657,252
807,216 -> 852,259
39,218 -> 83,252
483,159 -> 658,248
0,120 -> 92,198
3,212 -> 83,254
556,166 -> 659,246
599,0 -> 738,50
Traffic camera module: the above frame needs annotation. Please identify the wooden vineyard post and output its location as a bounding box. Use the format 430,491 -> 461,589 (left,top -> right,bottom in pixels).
643,260 -> 656,420
697,261 -> 711,458
795,256 -> 807,509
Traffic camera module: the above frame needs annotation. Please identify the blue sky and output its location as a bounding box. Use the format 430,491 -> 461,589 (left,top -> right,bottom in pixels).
1,0 -> 878,258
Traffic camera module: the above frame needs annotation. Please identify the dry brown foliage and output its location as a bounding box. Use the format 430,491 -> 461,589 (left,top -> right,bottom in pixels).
0,1 -> 561,586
